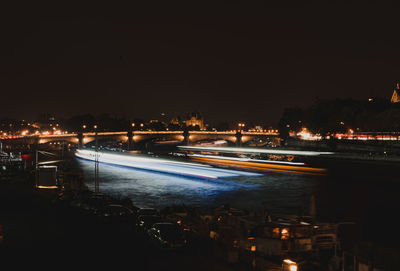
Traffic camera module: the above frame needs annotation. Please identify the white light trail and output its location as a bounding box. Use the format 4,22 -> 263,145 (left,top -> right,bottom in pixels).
75,149 -> 262,180
178,146 -> 334,156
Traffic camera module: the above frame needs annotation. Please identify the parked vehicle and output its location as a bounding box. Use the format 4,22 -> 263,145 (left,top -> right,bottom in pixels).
147,222 -> 187,249
136,215 -> 165,232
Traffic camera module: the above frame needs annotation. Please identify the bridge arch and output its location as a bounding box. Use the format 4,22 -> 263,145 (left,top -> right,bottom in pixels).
187,133 -> 237,145
80,135 -> 128,146
39,137 -> 79,145
133,134 -> 183,144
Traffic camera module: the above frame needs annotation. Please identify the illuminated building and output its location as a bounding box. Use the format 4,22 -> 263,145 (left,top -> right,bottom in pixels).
391,82 -> 400,103
185,112 -> 205,130
170,116 -> 181,125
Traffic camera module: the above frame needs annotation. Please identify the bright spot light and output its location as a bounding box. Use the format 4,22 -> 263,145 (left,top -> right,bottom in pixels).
283,259 -> 297,271
296,128 -> 322,141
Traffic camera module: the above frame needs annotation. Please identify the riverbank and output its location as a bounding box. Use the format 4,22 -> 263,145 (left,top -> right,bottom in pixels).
2,167 -> 400,270
0,173 -> 284,270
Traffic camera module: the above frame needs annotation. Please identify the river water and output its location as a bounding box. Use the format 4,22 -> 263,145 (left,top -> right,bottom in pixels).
69,155 -> 400,248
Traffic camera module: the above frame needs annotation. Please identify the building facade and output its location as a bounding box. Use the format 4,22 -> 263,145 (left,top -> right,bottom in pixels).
185,112 -> 205,130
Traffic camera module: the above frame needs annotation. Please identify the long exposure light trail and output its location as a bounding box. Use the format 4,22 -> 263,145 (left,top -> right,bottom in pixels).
187,154 -> 306,166
189,156 -> 327,175
75,149 -> 262,180
178,146 -> 334,156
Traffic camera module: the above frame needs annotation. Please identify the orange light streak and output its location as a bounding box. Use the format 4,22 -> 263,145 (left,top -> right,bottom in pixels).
190,156 -> 327,175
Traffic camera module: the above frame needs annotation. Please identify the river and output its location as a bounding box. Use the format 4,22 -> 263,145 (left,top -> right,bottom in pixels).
68,154 -> 400,248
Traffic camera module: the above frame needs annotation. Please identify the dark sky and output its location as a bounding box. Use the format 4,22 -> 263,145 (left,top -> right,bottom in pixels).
1,2 -> 400,125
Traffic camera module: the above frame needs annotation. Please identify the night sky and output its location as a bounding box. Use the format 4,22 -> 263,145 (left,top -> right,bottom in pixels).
1,3 -> 400,125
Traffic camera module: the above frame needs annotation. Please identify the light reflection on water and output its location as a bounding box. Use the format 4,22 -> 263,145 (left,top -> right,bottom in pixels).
73,156 -> 400,247
75,158 -> 318,214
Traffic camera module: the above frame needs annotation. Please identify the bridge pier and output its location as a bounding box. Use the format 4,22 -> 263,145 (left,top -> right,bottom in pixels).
127,131 -> 133,150
235,131 -> 242,147
78,132 -> 83,148
183,129 -> 189,145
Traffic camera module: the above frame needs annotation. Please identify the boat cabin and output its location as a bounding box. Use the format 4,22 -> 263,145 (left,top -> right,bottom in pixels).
241,221 -> 313,257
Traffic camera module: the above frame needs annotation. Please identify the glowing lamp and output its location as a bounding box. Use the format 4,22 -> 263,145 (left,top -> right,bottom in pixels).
281,228 -> 289,239
283,259 -> 297,271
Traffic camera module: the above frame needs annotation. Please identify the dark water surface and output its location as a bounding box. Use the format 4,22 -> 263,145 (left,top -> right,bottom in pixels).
71,157 -> 400,248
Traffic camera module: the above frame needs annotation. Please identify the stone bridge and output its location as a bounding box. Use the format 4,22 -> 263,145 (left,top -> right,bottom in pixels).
1,130 -> 279,150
